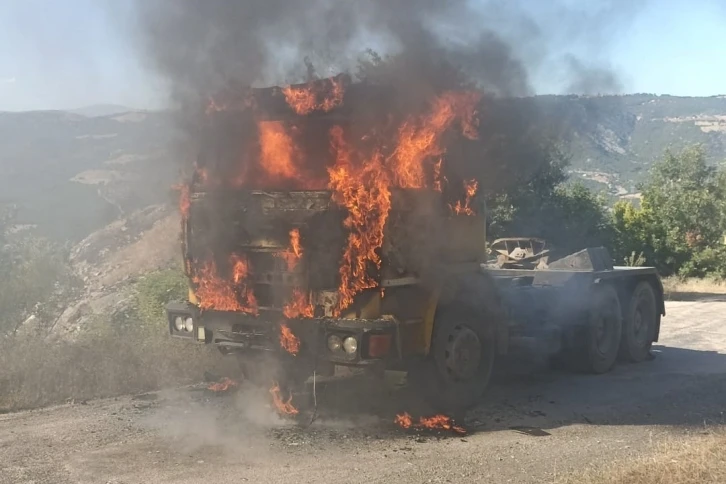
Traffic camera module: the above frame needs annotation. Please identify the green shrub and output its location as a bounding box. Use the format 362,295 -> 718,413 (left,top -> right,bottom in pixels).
0,312 -> 228,412
133,269 -> 188,332
611,145 -> 726,277
0,268 -> 233,412
0,235 -> 80,336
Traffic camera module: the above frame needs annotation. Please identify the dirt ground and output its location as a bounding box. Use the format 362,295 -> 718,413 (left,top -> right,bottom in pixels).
2,298 -> 726,484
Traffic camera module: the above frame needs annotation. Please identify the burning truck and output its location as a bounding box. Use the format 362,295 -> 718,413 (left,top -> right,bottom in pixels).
166,74 -> 665,412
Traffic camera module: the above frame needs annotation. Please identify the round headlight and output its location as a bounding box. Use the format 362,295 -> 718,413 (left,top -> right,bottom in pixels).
174,316 -> 184,331
327,334 -> 342,352
343,336 -> 358,354
184,317 -> 194,332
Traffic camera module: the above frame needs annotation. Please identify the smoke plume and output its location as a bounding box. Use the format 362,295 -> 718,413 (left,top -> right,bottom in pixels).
132,0 -> 645,99
131,0 -> 643,186
133,0 -> 531,100
130,0 -> 645,300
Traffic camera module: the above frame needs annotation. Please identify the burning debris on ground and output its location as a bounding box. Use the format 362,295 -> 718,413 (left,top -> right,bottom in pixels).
269,382 -> 300,416
394,412 -> 468,436
207,377 -> 239,393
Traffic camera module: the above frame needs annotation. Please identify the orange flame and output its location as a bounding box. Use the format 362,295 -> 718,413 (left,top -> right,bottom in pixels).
328,126 -> 391,312
192,255 -> 258,313
258,120 -> 299,183
207,377 -> 239,392
269,382 -> 299,415
279,323 -> 301,355
282,77 -> 345,115
419,414 -> 467,434
289,228 -> 303,259
176,183 -> 191,219
394,412 -> 467,435
279,228 -> 315,318
283,289 -> 314,319
452,179 -> 479,215
278,228 -> 303,271
230,254 -> 250,284
391,91 -> 481,189
394,412 -> 413,429
326,91 -> 479,312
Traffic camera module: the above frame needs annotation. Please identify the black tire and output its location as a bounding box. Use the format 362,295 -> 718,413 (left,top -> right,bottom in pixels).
619,281 -> 657,363
579,284 -> 623,374
408,307 -> 496,413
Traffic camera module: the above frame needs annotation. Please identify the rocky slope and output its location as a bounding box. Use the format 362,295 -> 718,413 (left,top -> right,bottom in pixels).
49,205 -> 181,337
537,94 -> 726,195
0,109 -> 177,242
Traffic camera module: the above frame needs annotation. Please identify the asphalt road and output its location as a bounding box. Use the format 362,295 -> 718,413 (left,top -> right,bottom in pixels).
2,298 -> 726,484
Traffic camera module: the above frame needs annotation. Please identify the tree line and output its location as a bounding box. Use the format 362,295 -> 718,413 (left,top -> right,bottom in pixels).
487,144 -> 726,278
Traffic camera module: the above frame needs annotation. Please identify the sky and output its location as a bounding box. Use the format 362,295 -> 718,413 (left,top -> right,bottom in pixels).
0,0 -> 724,111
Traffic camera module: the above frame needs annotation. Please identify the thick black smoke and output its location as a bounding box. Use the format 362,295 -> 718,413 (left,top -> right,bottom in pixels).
133,0 -> 532,109
133,0 -> 646,99
131,0 -> 644,258
131,0 -> 643,169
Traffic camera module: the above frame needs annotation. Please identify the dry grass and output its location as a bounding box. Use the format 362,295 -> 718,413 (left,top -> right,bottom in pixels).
557,430 -> 726,484
0,323 -> 231,412
661,276 -> 726,300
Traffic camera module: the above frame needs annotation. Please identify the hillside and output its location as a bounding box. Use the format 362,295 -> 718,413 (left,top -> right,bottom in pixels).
69,104 -> 137,118
538,94 -> 726,195
1,93 -> 726,243
0,110 -> 178,241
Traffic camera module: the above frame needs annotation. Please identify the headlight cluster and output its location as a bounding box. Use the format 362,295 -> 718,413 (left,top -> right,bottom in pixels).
174,316 -> 194,333
327,334 -> 358,355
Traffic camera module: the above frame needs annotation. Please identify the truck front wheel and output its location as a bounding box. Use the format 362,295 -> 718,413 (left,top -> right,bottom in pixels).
619,281 -> 657,363
409,308 -> 496,413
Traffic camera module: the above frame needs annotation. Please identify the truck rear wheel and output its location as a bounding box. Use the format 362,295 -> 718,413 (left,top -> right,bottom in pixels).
409,308 -> 496,413
581,284 -> 623,374
619,281 -> 657,363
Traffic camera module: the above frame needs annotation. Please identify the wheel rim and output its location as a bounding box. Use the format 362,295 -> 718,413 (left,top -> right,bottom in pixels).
443,324 -> 482,381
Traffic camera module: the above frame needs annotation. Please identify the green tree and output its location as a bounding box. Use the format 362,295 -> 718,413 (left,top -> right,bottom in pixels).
133,269 -> 188,332
487,144 -> 614,258
612,145 -> 726,276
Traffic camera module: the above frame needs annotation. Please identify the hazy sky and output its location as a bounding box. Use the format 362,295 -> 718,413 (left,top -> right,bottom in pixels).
0,0 -> 724,111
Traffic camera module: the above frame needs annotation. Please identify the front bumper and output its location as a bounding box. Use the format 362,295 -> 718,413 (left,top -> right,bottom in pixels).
165,301 -> 399,366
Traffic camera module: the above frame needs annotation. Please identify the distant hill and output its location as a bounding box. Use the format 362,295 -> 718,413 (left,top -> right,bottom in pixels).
536,94 -> 726,196
2,93 -> 725,243
0,109 -> 177,241
69,104 -> 137,117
